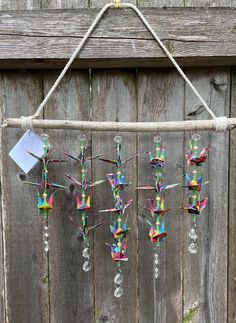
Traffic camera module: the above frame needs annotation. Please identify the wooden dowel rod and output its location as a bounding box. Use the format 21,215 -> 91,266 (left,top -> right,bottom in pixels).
2,118 -> 236,132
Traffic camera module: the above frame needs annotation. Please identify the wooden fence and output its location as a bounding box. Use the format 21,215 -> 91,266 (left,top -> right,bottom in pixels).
0,1 -> 236,323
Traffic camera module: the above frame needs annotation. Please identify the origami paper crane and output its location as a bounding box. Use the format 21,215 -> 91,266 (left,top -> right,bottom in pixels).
106,242 -> 128,262
147,221 -> 167,243
99,199 -> 133,215
107,173 -> 132,190
110,217 -> 130,239
181,197 -> 208,215
137,179 -> 180,192
186,147 -> 209,167
182,174 -> 209,191
145,198 -> 171,217
147,143 -> 166,168
69,216 -> 104,239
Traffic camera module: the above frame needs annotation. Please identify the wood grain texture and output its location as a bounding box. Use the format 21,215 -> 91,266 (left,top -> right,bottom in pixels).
0,8 -> 235,68
228,68 -> 236,323
91,70 -> 138,323
0,0 -> 41,10
0,71 -> 50,323
138,0 -> 183,6
42,0 -> 88,8
43,71 -> 94,323
183,68 -> 230,323
0,68 -> 5,323
90,0 -> 136,8
185,0 -> 234,6
137,69 -> 184,323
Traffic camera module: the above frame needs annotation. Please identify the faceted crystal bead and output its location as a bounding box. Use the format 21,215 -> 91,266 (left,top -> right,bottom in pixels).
114,272 -> 123,285
82,247 -> 90,259
114,287 -> 123,298
82,261 -> 91,272
188,242 -> 198,254
154,267 -> 159,279
188,228 -> 198,241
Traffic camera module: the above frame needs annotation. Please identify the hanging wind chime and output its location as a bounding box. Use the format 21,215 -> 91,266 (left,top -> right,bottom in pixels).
137,135 -> 180,279
64,134 -> 105,272
22,133 -> 67,253
182,133 -> 209,254
99,135 -> 139,298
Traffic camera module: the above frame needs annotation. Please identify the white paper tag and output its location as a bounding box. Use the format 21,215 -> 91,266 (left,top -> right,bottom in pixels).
9,130 -> 44,174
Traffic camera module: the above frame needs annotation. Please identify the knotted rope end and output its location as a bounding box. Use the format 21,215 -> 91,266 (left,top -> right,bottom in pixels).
214,116 -> 229,132
114,0 -> 122,8
21,116 -> 34,130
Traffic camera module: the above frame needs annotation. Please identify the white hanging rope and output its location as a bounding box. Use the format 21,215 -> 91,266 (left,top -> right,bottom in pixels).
5,1 -> 229,132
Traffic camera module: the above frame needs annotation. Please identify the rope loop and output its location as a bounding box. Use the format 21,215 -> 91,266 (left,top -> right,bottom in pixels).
20,116 -> 34,130
214,116 -> 229,132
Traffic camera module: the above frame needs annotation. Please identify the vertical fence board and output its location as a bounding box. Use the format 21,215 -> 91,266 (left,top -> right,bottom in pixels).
183,68 -> 229,323
0,71 -> 5,323
0,0 -> 41,9
43,71 -> 93,323
229,68 -> 236,323
0,72 -> 49,323
137,69 -> 184,323
91,70 -> 138,323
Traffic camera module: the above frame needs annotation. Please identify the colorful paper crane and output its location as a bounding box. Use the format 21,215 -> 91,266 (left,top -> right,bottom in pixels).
21,133 -> 67,252
182,134 -> 209,254
136,136 -> 180,280
99,135 -> 139,298
65,134 -> 105,272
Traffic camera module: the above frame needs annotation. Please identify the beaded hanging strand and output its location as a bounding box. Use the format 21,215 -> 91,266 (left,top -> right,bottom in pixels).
21,133 -> 68,253
182,133 -> 209,254
137,135 -> 180,279
99,135 -> 139,297
64,134 -> 105,271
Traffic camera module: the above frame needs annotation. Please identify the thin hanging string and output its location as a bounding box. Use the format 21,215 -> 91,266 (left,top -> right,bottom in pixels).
19,1 -> 228,132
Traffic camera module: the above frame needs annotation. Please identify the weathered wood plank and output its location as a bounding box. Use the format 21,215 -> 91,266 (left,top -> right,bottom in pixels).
0,0 -> 41,10
43,71 -> 94,323
91,70 -> 138,323
42,0 -> 88,8
90,0 -> 136,8
0,71 -> 5,323
183,68 -> 229,323
228,68 -> 236,323
0,8 -> 235,68
137,69 -> 184,323
138,0 -> 183,6
186,0 -> 234,6
0,71 -> 50,323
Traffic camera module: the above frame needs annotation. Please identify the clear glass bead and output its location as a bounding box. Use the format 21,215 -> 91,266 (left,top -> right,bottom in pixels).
82,261 -> 91,272
188,242 -> 198,254
82,247 -> 90,259
82,240 -> 89,248
154,267 -> 159,279
44,232 -> 49,237
114,272 -> 123,285
188,228 -> 198,241
153,135 -> 162,143
44,245 -> 49,253
114,287 -> 123,298
114,136 -> 122,144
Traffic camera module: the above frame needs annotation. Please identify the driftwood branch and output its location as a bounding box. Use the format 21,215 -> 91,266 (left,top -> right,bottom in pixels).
3,118 -> 236,132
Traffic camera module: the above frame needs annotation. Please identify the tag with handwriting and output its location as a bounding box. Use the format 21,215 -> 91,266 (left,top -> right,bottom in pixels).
9,130 -> 44,174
